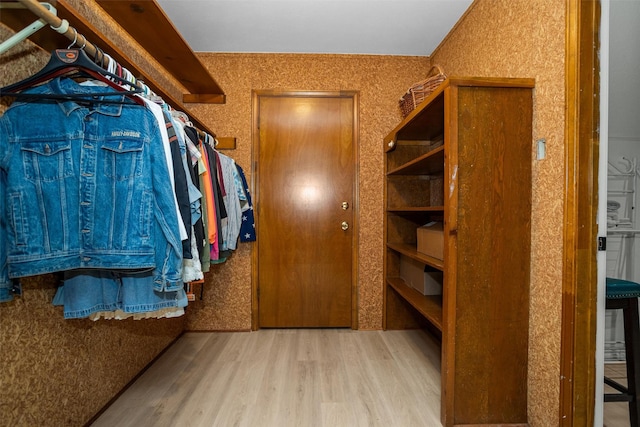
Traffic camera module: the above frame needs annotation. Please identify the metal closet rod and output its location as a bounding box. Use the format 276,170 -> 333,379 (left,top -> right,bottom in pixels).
0,2 -> 54,54
16,0 -> 112,67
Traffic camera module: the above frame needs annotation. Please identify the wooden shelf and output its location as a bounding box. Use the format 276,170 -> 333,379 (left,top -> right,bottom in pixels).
387,242 -> 444,270
387,206 -> 444,213
0,0 -> 224,138
386,207 -> 444,223
387,146 -> 444,175
384,77 -> 535,146
387,277 -> 442,331
94,0 -> 225,104
385,88 -> 445,144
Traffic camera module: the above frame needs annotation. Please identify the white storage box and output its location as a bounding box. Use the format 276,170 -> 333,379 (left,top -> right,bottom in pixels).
399,255 -> 443,296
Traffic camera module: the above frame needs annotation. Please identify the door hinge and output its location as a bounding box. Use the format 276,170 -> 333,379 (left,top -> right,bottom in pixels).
598,236 -> 607,251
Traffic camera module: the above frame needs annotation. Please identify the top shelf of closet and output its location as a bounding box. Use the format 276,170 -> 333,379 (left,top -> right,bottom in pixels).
384,77 -> 536,150
94,0 -> 224,104
0,0 -> 225,135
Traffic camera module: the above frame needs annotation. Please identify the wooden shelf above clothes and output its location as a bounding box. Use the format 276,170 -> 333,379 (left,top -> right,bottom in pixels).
0,0 -> 234,147
94,0 -> 225,105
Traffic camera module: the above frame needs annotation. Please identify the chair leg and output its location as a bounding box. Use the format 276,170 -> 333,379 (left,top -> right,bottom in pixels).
623,297 -> 640,427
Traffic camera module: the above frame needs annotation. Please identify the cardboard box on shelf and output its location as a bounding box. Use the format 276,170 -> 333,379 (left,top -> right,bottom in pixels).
417,221 -> 444,260
399,255 -> 443,296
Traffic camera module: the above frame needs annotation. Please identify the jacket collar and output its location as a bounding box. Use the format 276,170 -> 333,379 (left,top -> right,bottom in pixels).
47,77 -> 126,117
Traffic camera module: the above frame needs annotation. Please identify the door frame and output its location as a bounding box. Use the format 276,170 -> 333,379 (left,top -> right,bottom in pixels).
560,0 -> 600,425
250,90 -> 360,330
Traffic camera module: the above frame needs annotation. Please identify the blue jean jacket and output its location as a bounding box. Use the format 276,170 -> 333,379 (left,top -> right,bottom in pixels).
0,77 -> 183,301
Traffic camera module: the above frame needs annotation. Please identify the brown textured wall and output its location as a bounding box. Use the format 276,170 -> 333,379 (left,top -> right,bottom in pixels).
0,1 -> 187,423
430,1 -> 565,426
184,53 -> 430,331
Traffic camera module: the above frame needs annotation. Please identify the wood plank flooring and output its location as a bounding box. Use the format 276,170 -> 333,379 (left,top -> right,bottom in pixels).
91,329 -> 442,427
604,362 -> 632,427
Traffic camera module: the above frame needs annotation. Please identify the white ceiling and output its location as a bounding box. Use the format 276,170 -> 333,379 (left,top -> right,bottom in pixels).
156,0 -> 473,56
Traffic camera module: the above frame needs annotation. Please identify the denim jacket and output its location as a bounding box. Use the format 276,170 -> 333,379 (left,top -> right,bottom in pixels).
0,77 -> 183,301
1,169 -> 8,302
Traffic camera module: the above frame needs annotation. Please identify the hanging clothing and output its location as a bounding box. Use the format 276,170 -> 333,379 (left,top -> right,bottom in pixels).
0,167 -> 7,302
52,269 -> 188,320
216,152 -> 244,251
164,111 -> 193,259
181,125 -> 206,266
199,141 -> 219,261
140,97 -> 188,242
236,164 -> 256,243
1,63 -> 251,312
0,78 -> 183,296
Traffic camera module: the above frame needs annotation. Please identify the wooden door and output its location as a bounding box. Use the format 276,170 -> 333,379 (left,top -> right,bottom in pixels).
254,91 -> 357,328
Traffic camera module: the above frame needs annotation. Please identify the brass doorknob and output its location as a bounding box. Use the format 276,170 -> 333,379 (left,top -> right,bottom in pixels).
341,221 -> 349,231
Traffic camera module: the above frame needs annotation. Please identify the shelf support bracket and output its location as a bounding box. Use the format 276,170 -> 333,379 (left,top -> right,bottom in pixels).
0,2 -> 58,55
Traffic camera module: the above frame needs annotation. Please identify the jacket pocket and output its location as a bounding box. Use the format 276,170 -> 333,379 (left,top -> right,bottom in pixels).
101,138 -> 145,181
21,139 -> 74,182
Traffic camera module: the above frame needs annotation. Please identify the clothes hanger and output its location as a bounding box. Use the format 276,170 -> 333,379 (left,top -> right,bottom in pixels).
0,35 -> 144,106
0,50 -> 144,106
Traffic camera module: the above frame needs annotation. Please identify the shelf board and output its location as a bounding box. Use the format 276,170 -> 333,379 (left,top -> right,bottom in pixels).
387,206 -> 444,212
385,86 -> 446,143
607,229 -> 640,234
387,146 -> 445,176
383,77 -> 536,145
387,207 -> 444,223
387,242 -> 444,270
94,0 -> 225,104
387,277 -> 442,331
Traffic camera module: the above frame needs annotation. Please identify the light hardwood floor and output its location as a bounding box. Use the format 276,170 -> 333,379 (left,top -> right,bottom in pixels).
91,329 -> 442,427
604,362 -> 632,427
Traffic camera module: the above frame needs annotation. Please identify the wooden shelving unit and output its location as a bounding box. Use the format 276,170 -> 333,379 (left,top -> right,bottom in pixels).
383,77 -> 534,426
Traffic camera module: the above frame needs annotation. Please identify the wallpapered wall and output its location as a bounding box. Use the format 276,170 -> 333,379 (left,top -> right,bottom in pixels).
0,0 -> 569,425
430,1 -> 566,426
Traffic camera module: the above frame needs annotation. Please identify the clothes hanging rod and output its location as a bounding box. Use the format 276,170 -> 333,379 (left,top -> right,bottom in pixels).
0,2 -> 58,54
13,0 -> 110,68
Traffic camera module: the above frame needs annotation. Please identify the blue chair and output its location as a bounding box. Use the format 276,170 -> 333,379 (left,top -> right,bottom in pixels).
605,277 -> 640,427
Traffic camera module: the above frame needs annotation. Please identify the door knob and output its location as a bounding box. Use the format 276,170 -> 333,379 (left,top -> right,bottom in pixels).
341,201 -> 349,210
341,221 -> 349,231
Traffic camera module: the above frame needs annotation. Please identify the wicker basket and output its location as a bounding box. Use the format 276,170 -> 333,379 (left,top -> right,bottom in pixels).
399,65 -> 447,118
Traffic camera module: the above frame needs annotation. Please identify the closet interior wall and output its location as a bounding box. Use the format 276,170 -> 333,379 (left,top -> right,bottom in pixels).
0,0 -> 191,423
